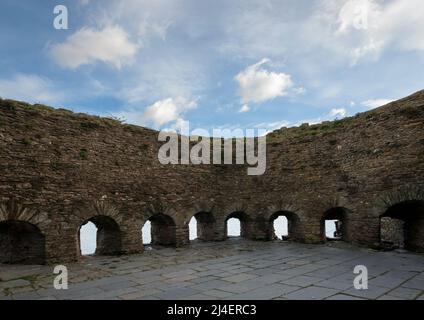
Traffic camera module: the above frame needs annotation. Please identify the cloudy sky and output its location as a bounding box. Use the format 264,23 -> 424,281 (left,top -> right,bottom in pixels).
1,0 -> 424,133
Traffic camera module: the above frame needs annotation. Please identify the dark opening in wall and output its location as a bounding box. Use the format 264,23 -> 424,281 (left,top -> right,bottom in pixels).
380,216 -> 405,249
381,200 -> 424,252
78,215 -> 121,256
0,220 -> 45,264
142,213 -> 176,246
268,211 -> 299,241
225,211 -> 249,239
321,207 -> 347,241
189,212 -> 216,241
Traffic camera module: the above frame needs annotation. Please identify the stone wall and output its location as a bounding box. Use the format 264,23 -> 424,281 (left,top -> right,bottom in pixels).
380,217 -> 405,248
0,220 -> 45,264
1,90 -> 424,263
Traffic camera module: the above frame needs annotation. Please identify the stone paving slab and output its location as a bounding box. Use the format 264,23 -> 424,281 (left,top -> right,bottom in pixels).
282,275 -> 323,287
282,286 -> 340,300
326,294 -> 366,300
224,284 -> 300,300
0,239 -> 423,300
342,285 -> 391,299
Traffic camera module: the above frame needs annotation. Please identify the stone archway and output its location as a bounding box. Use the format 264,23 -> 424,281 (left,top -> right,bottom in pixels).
225,211 -> 250,239
73,201 -> 125,257
0,200 -> 49,264
380,216 -> 405,249
380,200 -> 424,252
189,211 -> 216,241
78,215 -> 122,256
0,220 -> 45,264
267,211 -> 299,241
143,213 -> 177,246
320,207 -> 349,242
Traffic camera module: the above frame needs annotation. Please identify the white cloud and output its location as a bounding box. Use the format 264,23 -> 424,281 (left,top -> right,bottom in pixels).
142,97 -> 197,127
253,120 -> 291,133
336,0 -> 381,34
138,18 -> 172,41
118,55 -> 204,104
334,0 -> 424,64
380,0 -> 424,52
235,58 -> 293,104
350,38 -> 384,65
50,25 -> 138,69
256,106 -> 352,133
238,104 -> 250,113
362,99 -> 394,109
113,97 -> 197,128
0,74 -> 63,104
329,108 -> 348,118
293,87 -> 306,95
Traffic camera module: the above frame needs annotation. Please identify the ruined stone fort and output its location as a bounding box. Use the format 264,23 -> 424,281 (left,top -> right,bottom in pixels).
1,90 -> 424,265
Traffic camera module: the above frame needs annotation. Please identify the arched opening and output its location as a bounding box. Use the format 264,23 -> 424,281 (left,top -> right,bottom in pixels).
268,211 -> 299,241
78,216 -> 121,256
189,216 -> 197,240
380,216 -> 405,249
0,220 -> 45,264
189,212 -> 216,241
79,221 -> 97,255
142,220 -> 152,244
227,218 -> 241,237
142,213 -> 176,247
274,216 -> 288,240
380,200 -> 424,252
321,207 -> 347,242
225,212 -> 249,239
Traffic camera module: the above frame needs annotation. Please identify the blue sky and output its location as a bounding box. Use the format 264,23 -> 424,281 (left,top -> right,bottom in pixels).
1,0 -> 424,133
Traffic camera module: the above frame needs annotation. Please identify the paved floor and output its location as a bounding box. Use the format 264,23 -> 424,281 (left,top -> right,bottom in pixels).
1,239 -> 424,300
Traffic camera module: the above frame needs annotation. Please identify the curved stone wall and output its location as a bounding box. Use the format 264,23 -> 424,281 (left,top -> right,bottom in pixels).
1,90 -> 424,263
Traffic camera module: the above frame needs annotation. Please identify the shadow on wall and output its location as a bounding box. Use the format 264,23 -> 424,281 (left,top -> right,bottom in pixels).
380,200 -> 424,252
268,211 -> 299,241
190,212 -> 216,241
2,199 -> 424,265
77,215 -> 122,257
142,213 -> 176,247
0,220 -> 45,264
321,207 -> 348,242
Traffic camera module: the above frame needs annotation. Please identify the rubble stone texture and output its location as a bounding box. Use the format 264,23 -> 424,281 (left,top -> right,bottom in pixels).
0,90 -> 424,264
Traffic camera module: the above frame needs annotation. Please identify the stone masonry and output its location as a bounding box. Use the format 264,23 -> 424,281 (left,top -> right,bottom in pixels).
0,90 -> 424,264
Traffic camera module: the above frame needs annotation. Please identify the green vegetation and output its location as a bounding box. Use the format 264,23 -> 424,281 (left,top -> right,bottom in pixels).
79,148 -> 88,160
1,98 -> 123,129
80,120 -> 101,130
50,160 -> 64,171
123,124 -> 142,133
1,98 -> 30,110
397,105 -> 424,118
31,103 -> 55,112
1,100 -> 17,111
